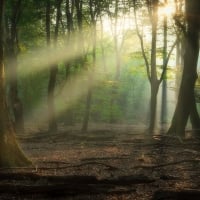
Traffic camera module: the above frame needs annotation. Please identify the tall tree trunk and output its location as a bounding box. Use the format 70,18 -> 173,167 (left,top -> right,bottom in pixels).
148,0 -> 158,134
82,82 -> 93,132
66,0 -> 74,37
0,0 -> 30,167
99,16 -> 107,73
167,0 -> 200,136
81,0 -> 96,132
7,0 -> 24,133
161,2 -> 168,130
113,0 -> 121,80
134,0 -> 176,134
109,0 -> 122,123
47,0 -> 62,132
190,92 -> 200,135
64,0 -> 75,125
175,0 -> 185,98
149,82 -> 159,133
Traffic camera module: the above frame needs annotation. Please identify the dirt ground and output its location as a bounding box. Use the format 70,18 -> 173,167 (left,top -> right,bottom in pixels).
1,123 -> 200,200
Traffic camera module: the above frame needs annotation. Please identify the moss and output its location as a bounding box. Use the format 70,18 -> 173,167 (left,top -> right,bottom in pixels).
0,131 -> 32,167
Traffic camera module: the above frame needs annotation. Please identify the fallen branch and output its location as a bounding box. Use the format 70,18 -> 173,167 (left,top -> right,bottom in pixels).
0,161 -> 118,172
134,159 -> 200,170
71,161 -> 119,171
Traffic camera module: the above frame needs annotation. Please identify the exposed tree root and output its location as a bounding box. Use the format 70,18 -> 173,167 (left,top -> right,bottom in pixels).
134,159 -> 200,170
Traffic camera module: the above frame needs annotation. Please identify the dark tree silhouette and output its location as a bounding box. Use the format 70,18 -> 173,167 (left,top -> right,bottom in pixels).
0,0 -> 30,167
168,0 -> 200,136
6,0 -> 24,133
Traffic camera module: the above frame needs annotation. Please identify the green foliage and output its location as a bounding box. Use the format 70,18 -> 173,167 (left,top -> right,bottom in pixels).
5,0 -> 180,128
18,70 -> 48,115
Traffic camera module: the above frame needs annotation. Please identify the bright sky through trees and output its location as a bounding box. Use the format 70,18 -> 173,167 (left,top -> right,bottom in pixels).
158,1 -> 176,17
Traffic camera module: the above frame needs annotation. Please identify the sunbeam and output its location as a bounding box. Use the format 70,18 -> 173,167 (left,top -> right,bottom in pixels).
158,1 -> 176,18
24,51 -> 117,128
14,31 -> 95,78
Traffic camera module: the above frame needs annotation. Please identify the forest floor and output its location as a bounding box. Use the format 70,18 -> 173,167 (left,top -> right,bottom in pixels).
1,123 -> 200,200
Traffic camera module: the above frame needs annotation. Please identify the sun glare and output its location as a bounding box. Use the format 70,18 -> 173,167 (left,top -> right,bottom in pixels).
158,3 -> 175,17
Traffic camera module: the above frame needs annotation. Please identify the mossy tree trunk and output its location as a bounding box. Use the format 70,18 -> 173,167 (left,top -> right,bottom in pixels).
0,0 -> 30,167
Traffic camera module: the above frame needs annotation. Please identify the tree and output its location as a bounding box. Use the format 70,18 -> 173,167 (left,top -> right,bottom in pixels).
167,0 -> 200,136
108,0 -> 127,123
0,0 -> 30,167
134,0 -> 176,134
64,0 -> 75,125
5,0 -> 24,133
81,0 -> 97,132
47,0 -> 63,132
160,0 -> 168,129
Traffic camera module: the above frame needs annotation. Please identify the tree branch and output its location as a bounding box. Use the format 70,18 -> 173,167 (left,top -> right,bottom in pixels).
133,3 -> 151,82
159,39 -> 178,84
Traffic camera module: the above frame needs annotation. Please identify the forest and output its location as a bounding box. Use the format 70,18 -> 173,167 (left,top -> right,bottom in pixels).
0,0 -> 200,199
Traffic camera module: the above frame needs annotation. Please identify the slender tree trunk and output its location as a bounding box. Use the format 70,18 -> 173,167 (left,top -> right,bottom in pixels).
134,0 -> 176,134
7,0 -> 24,133
100,16 -> 107,73
148,0 -> 158,134
82,82 -> 93,131
149,82 -> 159,133
175,0 -> 185,98
0,0 -> 30,167
64,0 -> 75,125
109,0 -> 122,123
190,92 -> 200,135
161,3 -> 168,130
175,37 -> 183,98
47,0 -> 62,132
167,0 -> 200,136
113,0 -> 120,80
66,0 -> 74,37
81,0 -> 96,132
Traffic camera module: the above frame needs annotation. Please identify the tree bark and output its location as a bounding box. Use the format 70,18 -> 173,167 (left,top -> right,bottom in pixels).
148,0 -> 158,134
47,0 -> 62,132
64,0 -> 75,125
149,82 -> 159,134
167,0 -> 200,136
7,0 -> 24,133
189,92 -> 200,135
81,0 -> 96,132
0,0 -> 30,167
161,3 -> 168,129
